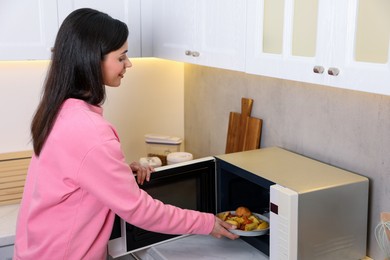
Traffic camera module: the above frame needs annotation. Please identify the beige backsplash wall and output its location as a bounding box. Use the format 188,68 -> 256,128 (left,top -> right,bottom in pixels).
184,64 -> 390,259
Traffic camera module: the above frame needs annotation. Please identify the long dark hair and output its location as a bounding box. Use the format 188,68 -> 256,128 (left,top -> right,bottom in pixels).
31,8 -> 129,155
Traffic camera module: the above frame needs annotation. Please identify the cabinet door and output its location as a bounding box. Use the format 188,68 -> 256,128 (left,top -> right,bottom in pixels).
330,0 -> 390,95
246,0 -> 328,85
0,0 -> 58,60
0,244 -> 14,260
152,0 -> 246,71
57,0 -> 142,58
195,0 -> 247,71
247,0 -> 390,96
152,0 -> 197,63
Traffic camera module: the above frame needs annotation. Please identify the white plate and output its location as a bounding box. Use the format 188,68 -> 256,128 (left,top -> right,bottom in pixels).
220,211 -> 269,237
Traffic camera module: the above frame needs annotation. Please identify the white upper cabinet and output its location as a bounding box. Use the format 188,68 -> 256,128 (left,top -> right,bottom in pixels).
246,0 -> 390,96
0,0 -> 147,60
0,0 -> 58,60
152,0 -> 247,72
341,0 -> 390,95
57,0 -> 144,58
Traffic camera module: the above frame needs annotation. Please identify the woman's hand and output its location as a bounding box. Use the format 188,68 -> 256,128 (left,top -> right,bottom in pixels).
210,216 -> 240,240
130,162 -> 155,185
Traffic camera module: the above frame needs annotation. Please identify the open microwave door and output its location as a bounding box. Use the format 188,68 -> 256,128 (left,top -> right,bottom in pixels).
108,157 -> 216,258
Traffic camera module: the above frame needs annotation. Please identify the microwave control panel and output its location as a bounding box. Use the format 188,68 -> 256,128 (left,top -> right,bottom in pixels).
270,184 -> 298,260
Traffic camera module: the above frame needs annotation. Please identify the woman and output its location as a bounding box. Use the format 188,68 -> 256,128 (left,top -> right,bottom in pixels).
14,8 -> 238,260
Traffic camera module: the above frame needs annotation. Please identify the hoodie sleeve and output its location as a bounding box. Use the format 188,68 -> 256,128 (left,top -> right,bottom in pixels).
76,139 -> 215,235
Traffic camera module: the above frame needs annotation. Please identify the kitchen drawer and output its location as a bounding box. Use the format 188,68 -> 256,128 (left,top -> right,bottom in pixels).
0,244 -> 14,260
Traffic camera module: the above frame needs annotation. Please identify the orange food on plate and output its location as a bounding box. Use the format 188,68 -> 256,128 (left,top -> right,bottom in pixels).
235,206 -> 252,217
217,206 -> 268,231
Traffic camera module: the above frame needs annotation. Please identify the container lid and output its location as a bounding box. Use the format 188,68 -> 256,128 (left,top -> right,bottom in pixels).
145,134 -> 182,145
167,152 -> 193,165
139,157 -> 162,167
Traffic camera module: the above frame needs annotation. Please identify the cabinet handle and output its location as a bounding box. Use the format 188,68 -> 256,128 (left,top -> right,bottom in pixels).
328,67 -> 340,76
313,66 -> 324,74
191,51 -> 200,57
184,50 -> 200,57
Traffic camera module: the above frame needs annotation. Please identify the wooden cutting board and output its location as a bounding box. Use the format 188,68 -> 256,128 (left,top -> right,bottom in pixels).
225,98 -> 262,154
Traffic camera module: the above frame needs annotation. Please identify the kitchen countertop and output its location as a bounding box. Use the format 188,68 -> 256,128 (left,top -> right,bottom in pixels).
0,203 -> 266,260
133,235 -> 269,260
0,204 -> 374,260
130,235 -> 375,260
0,203 -> 19,246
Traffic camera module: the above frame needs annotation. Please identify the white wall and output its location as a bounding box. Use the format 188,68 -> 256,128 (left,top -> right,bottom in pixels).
0,58 -> 184,163
104,58 -> 185,162
0,61 -> 48,153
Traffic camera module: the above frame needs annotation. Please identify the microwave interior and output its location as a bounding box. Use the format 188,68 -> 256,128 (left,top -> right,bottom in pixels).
217,159 -> 275,256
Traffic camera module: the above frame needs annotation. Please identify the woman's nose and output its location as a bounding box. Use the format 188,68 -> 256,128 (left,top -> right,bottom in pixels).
126,58 -> 132,68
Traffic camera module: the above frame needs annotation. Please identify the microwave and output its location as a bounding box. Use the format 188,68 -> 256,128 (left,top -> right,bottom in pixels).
108,147 -> 369,260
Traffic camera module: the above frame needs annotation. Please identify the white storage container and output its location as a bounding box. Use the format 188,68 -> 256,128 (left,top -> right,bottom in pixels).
145,134 -> 182,166
139,157 -> 162,168
167,152 -> 193,165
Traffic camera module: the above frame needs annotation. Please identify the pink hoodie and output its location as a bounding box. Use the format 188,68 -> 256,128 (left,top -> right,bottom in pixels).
14,98 -> 214,260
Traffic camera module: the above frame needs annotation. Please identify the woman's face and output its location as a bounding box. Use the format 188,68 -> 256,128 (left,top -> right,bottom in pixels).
101,41 -> 132,87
